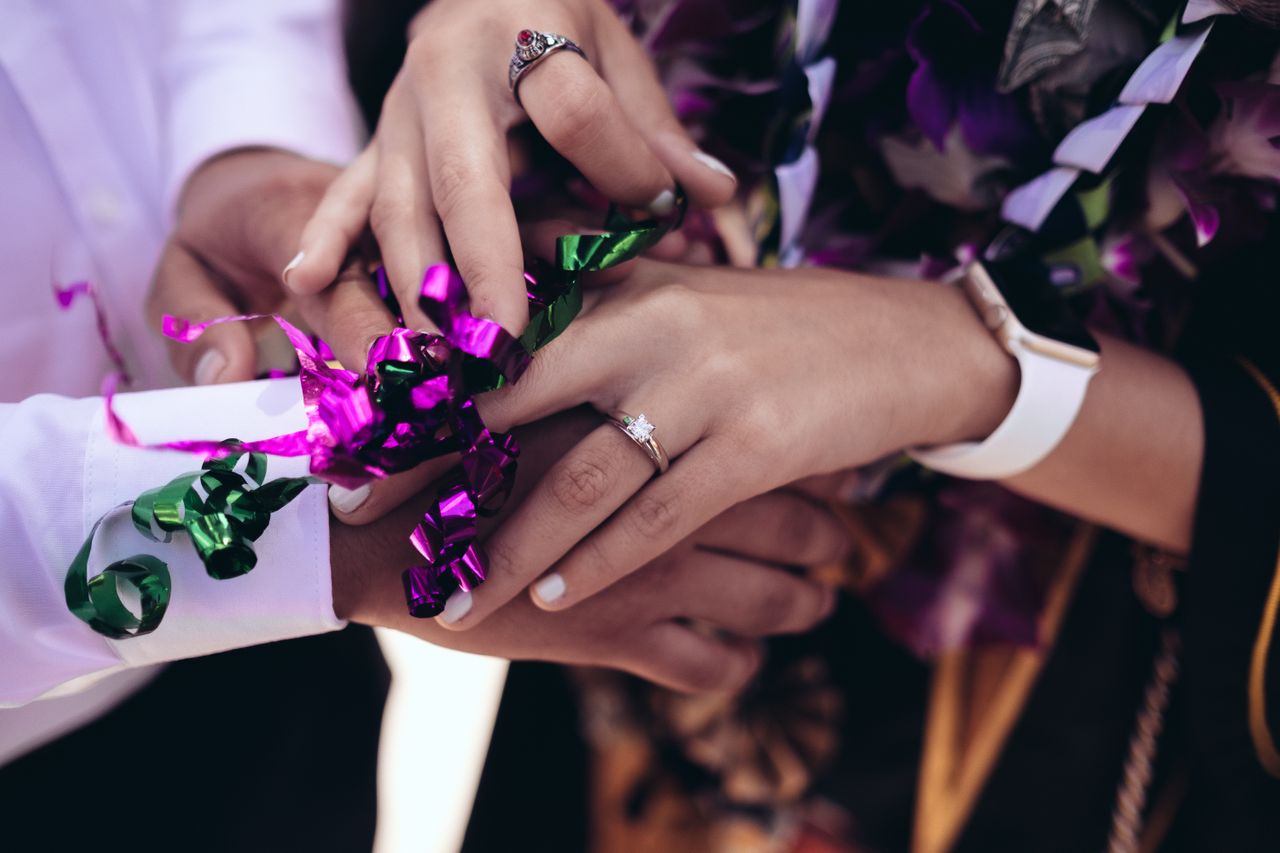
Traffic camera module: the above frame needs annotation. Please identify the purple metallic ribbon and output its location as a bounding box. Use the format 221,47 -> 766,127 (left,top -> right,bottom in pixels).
113,197 -> 684,617
114,266 -> 535,617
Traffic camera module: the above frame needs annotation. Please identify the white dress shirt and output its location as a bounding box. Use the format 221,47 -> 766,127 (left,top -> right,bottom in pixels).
0,0 -> 361,761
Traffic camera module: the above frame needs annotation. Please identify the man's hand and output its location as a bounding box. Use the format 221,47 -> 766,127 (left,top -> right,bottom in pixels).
147,148 -> 400,384
329,410 -> 846,693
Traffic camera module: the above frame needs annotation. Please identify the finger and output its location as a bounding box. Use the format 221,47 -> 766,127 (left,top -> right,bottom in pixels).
147,240 -> 256,385
284,146 -> 379,295
295,260 -> 399,373
532,438 -> 738,612
694,491 -> 852,568
328,456 -> 461,525
437,416 -> 694,630
420,91 -> 529,336
629,623 -> 761,694
520,55 -> 676,215
595,15 -> 737,209
679,552 -> 837,637
371,98 -> 449,332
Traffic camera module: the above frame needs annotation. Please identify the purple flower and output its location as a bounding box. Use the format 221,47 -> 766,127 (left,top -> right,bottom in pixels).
905,0 -> 1035,159
1208,80 -> 1280,183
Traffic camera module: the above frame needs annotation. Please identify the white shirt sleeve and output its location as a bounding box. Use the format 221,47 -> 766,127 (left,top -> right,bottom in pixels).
155,0 -> 365,220
0,379 -> 340,708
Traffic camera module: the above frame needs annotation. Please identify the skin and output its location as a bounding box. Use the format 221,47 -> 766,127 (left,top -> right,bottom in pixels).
280,0 -> 738,336
329,410 -> 846,693
149,150 -> 842,693
156,142 -> 1203,665
405,260 -> 1205,630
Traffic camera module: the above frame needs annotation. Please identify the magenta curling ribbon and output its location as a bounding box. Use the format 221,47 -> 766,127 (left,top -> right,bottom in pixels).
113,196 -> 684,617
54,279 -> 132,384
114,265 -> 539,617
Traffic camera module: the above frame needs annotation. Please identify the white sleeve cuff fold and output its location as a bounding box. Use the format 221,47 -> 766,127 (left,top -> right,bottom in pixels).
86,379 -> 341,670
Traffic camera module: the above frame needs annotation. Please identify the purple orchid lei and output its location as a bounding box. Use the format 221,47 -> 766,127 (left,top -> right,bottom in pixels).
614,0 -> 1280,654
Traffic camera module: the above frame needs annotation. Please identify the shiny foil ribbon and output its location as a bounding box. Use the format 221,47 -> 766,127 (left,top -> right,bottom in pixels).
65,448 -> 314,638
100,197 -> 685,622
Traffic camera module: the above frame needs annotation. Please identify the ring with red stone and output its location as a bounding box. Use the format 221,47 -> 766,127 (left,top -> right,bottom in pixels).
508,30 -> 588,106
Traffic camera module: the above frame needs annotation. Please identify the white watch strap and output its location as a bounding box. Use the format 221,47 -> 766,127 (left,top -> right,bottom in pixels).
908,347 -> 1096,480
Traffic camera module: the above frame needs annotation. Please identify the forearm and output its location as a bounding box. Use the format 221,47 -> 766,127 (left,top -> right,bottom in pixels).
1001,333 -> 1203,553
919,288 -> 1204,552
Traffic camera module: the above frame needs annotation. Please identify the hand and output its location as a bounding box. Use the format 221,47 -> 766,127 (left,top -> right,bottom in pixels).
148,148 -> 402,384
281,0 -> 737,338
431,259 -> 1020,627
330,411 -> 845,692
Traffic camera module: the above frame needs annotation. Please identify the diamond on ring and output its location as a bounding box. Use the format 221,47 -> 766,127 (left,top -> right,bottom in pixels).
623,414 -> 655,442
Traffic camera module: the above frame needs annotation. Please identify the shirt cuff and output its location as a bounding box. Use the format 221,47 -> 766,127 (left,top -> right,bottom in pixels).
85,379 -> 341,670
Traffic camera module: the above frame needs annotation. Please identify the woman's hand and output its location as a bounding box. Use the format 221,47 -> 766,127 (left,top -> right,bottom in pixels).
331,411 -> 844,693
431,259 -> 1020,627
281,0 -> 737,337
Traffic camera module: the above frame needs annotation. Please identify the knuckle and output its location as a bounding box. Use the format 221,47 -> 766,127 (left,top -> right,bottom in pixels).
667,648 -> 727,692
368,191 -> 414,235
629,491 -> 679,540
645,282 -> 702,328
430,152 -> 484,219
540,76 -> 609,151
776,502 -> 823,562
480,533 -> 523,580
744,580 -> 804,632
550,450 -> 615,514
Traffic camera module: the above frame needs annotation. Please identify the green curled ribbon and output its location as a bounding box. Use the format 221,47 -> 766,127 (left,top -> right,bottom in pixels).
65,511 -> 171,640
66,446 -> 315,638
517,193 -> 687,357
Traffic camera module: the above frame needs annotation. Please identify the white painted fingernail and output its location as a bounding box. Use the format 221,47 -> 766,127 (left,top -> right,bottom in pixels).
532,572 -> 566,605
281,250 -> 305,285
328,483 -> 371,514
194,349 -> 227,386
439,590 -> 473,625
692,149 -> 736,181
648,189 -> 677,216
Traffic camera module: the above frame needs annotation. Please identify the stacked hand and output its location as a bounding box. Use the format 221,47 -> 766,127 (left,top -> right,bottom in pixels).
330,410 -> 846,693
280,0 -> 737,336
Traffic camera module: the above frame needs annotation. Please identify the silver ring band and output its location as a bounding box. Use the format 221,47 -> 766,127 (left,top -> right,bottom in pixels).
509,30 -> 588,106
607,412 -> 670,476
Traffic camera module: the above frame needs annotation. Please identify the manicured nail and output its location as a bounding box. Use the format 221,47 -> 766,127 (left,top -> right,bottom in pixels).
439,590 -> 473,625
194,349 -> 226,386
532,572 -> 566,605
281,251 -> 305,286
328,483 -> 371,514
648,189 -> 677,216
691,149 -> 736,181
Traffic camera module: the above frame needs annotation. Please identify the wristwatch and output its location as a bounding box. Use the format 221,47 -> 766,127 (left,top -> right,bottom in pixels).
908,257 -> 1101,480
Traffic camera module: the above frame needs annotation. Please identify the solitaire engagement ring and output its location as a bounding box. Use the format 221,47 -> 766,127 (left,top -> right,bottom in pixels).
608,412 -> 670,476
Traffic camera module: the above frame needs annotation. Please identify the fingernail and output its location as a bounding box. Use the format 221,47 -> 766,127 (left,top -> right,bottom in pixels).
194,349 -> 227,386
532,572 -> 566,605
691,149 -> 736,182
328,483 -> 372,514
648,189 -> 677,216
281,251 -> 305,286
439,590 -> 473,625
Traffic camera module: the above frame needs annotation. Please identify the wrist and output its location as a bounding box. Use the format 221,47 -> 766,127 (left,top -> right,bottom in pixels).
889,278 -> 1019,450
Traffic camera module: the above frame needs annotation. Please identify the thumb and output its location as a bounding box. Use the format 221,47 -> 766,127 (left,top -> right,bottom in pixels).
147,240 -> 257,385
